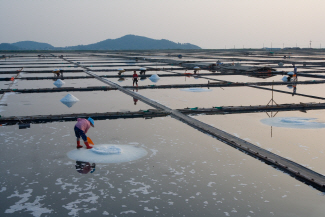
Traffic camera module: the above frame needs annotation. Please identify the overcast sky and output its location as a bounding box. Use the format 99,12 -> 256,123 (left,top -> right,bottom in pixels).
1,0 -> 324,49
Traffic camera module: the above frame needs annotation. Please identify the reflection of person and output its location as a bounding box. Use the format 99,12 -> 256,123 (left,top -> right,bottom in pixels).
75,161 -> 96,174
133,89 -> 138,105
74,118 -> 94,149
133,71 -> 138,87
293,66 -> 298,81
133,97 -> 138,105
292,84 -> 297,96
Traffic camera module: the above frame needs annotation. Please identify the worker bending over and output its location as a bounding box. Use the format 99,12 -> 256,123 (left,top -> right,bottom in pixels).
74,117 -> 94,149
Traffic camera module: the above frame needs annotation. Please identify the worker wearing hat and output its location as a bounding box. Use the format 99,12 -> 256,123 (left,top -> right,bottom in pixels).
74,117 -> 94,149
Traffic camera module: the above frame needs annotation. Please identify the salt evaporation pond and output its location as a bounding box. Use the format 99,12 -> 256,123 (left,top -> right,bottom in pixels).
261,117 -> 325,129
67,144 -> 147,163
2,51 -> 325,216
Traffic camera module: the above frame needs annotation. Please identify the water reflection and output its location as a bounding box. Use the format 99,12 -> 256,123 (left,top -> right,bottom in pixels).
75,161 -> 96,174
117,77 -> 125,82
133,89 -> 138,105
61,100 -> 78,108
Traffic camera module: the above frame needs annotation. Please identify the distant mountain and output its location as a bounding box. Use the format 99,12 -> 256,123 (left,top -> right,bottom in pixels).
0,43 -> 20,50
0,35 -> 201,50
67,35 -> 201,50
12,41 -> 54,50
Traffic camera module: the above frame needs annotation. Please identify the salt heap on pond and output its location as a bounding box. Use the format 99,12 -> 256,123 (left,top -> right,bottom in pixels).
60,94 -> 79,108
149,74 -> 160,83
53,79 -> 65,88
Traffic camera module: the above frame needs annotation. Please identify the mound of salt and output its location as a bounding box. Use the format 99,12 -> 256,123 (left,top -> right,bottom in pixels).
67,144 -> 147,163
60,94 -> 79,108
281,76 -> 288,82
53,79 -> 65,87
149,74 -> 160,83
60,94 -> 79,102
91,146 -> 122,155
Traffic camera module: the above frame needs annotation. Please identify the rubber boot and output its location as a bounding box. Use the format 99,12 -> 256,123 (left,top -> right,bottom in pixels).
77,140 -> 83,149
85,141 -> 92,149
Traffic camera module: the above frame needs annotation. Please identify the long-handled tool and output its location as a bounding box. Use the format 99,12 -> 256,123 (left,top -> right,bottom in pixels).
87,137 -> 95,146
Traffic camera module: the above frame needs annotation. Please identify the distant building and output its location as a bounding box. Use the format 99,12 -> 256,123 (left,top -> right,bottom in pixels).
263,47 -> 281,51
283,47 -> 301,50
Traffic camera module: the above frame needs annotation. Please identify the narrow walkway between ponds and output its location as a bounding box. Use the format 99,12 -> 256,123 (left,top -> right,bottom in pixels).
3,102 -> 325,125
57,54 -> 325,192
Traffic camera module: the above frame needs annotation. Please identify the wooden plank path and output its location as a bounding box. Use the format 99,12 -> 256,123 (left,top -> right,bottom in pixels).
0,67 -> 185,74
2,79 -> 325,94
2,102 -> 325,125
0,110 -> 169,125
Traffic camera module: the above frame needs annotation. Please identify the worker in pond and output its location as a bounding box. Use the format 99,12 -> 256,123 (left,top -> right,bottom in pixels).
133,71 -> 138,87
74,117 -> 94,149
293,66 -> 298,81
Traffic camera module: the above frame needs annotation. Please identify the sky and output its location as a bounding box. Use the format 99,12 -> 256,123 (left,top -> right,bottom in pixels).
1,0 -> 325,49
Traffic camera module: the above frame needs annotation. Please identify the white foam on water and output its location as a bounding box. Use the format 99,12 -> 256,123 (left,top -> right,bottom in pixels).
67,144 -> 147,163
261,117 -> 325,129
5,189 -> 53,217
180,88 -> 212,92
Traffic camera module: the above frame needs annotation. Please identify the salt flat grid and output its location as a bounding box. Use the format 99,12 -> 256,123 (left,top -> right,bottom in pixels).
0,50 -> 324,216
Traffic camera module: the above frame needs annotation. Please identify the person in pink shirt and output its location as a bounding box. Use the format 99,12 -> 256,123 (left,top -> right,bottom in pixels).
132,71 -> 138,87
74,117 -> 94,149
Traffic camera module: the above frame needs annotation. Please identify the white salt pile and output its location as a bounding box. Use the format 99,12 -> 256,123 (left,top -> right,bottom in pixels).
60,94 -> 79,108
180,88 -> 212,92
149,74 -> 160,83
91,146 -> 122,155
67,144 -> 147,163
260,117 -> 325,129
60,94 -> 79,102
53,79 -> 65,88
194,66 -> 200,70
282,76 -> 288,82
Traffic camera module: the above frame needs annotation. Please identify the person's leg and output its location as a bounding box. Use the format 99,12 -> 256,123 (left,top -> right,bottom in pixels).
79,129 -> 92,149
74,126 -> 83,148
